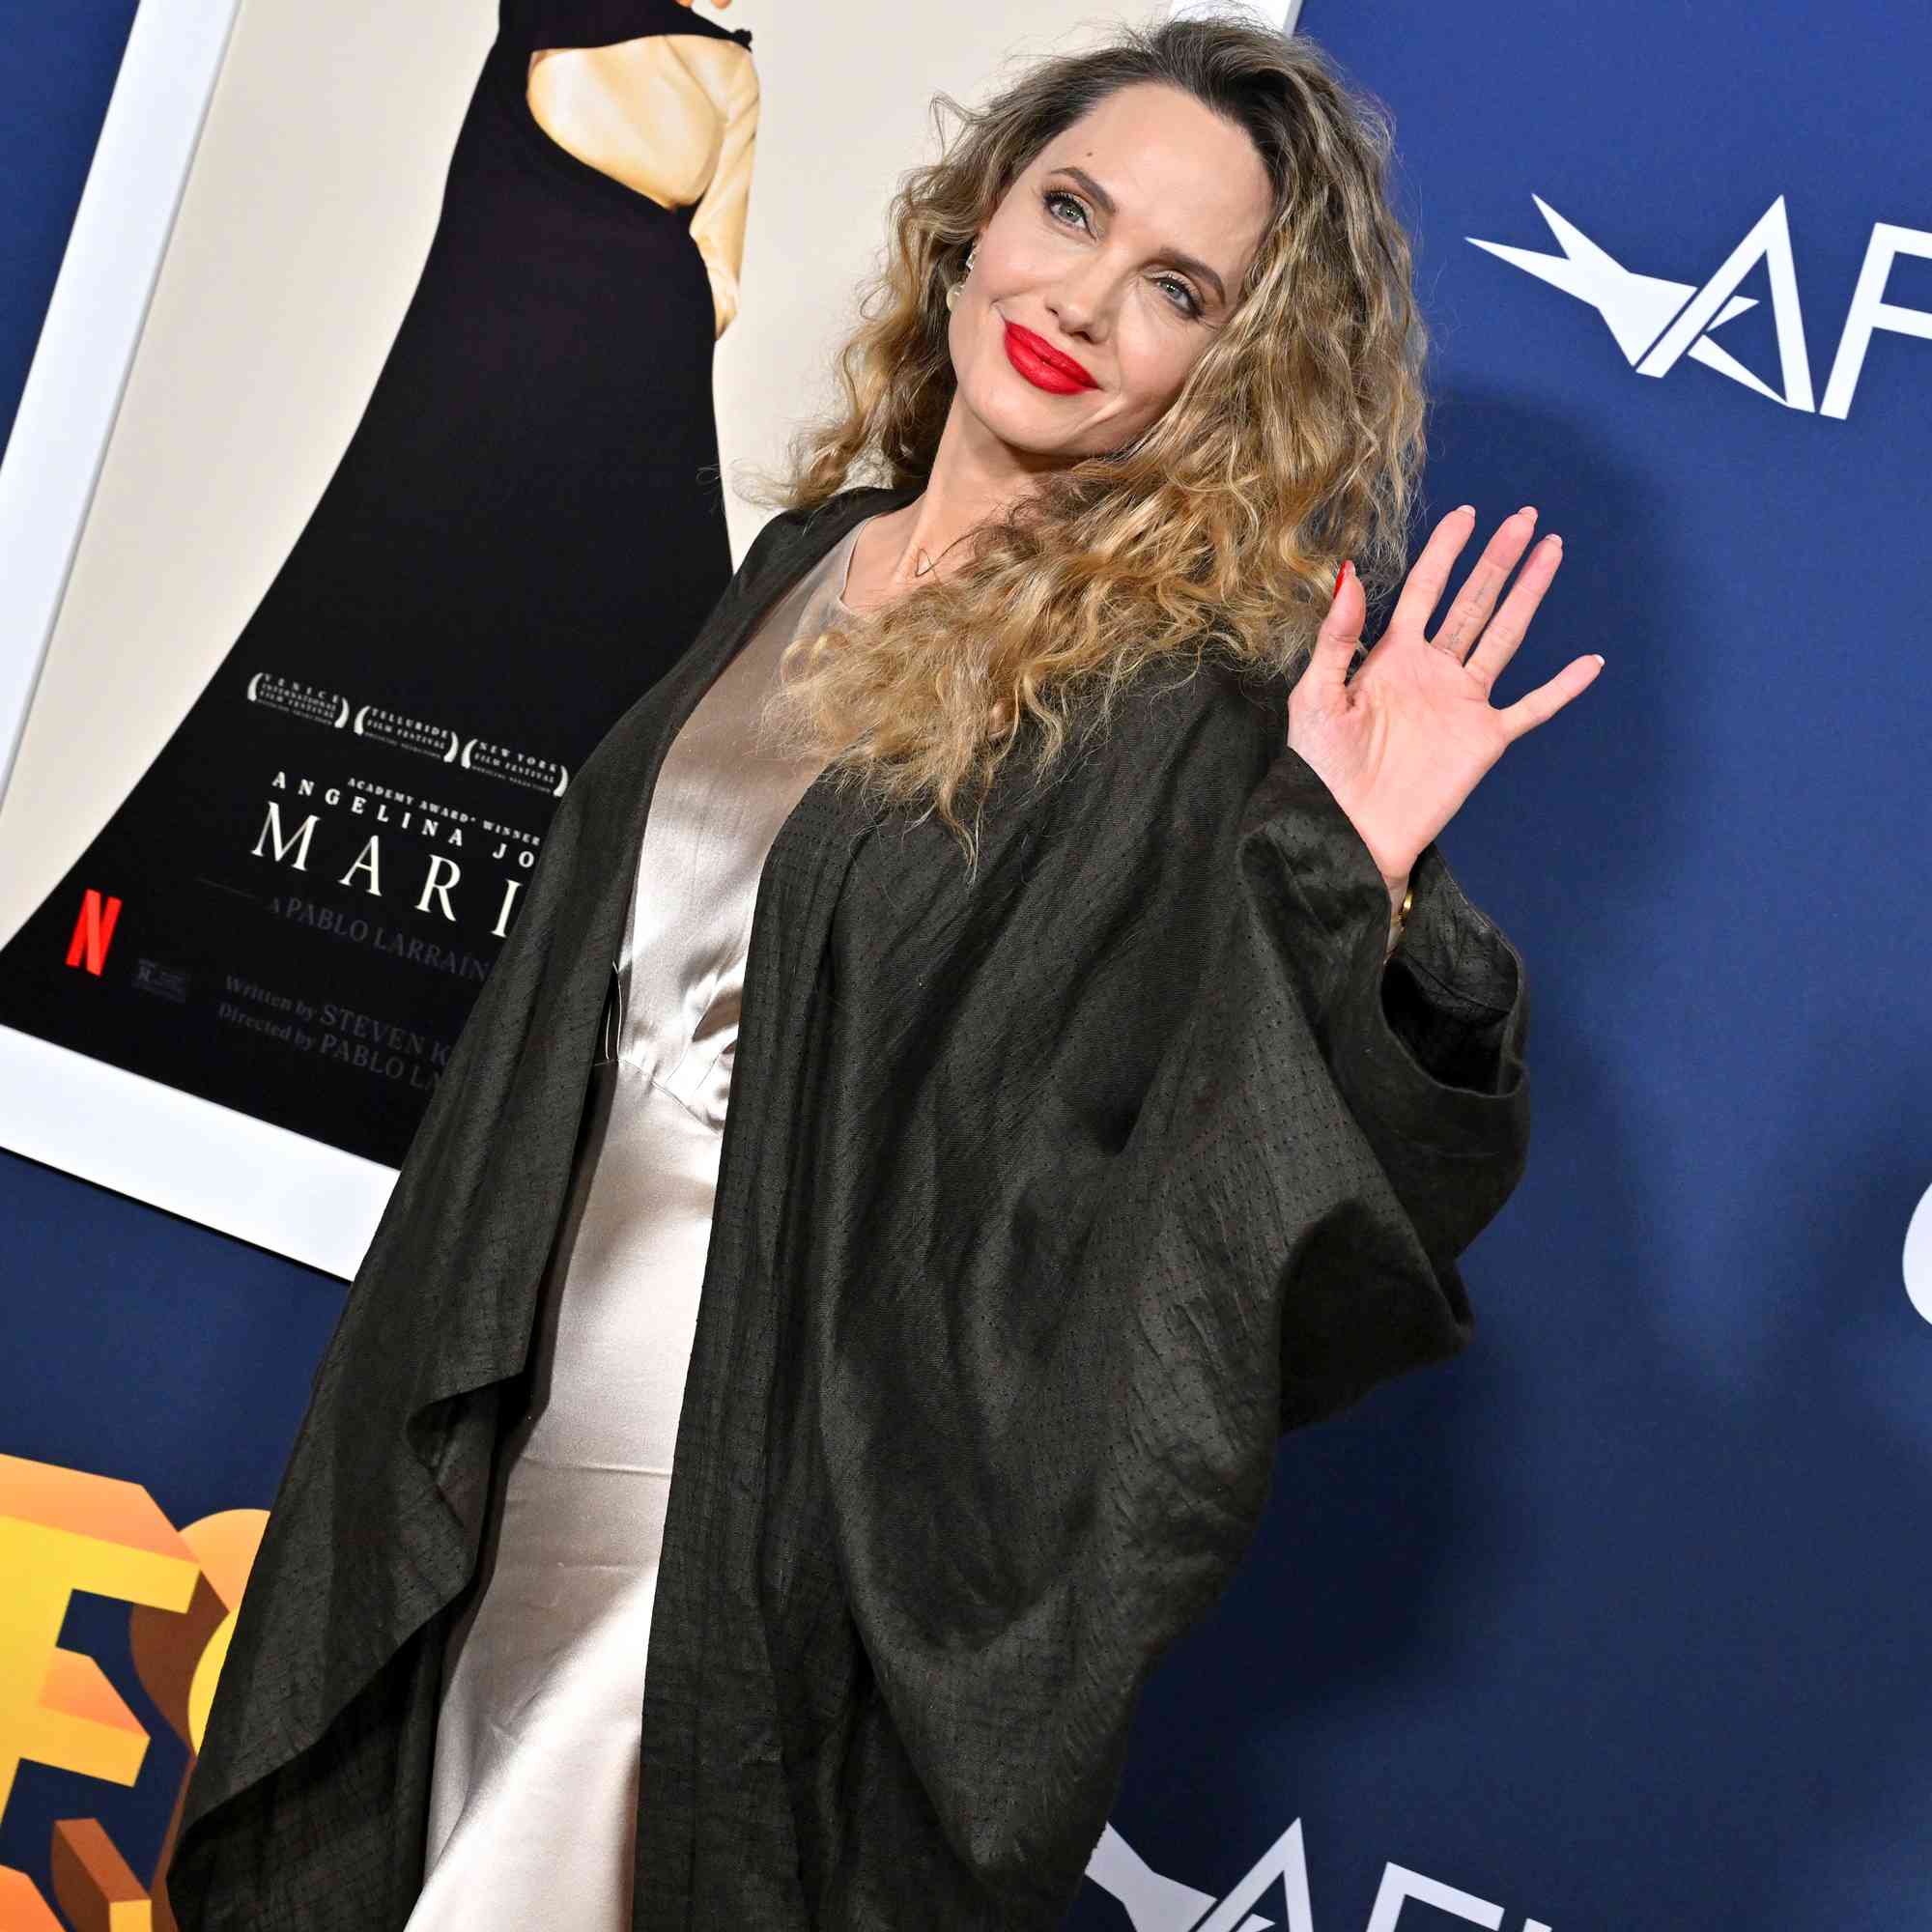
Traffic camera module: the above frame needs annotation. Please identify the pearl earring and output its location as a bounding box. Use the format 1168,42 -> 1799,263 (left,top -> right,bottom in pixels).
945,242 -> 979,313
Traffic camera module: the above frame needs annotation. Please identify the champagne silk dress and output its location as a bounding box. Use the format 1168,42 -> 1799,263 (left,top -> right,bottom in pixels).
402,516 -> 868,1931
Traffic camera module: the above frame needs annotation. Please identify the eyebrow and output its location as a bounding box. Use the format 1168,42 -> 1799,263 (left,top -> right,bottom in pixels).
1050,164 -> 1229,306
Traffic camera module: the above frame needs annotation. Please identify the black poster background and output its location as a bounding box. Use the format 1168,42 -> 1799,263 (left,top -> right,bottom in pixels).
0,0 -> 753,1168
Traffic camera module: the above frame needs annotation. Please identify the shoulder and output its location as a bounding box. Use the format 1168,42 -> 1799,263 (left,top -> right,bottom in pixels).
665,29 -> 758,94
713,501 -> 828,606
1050,652 -> 1293,835
836,648 -> 1299,986
892,653 -> 1294,923
724,485 -> 918,621
740,485 -> 914,581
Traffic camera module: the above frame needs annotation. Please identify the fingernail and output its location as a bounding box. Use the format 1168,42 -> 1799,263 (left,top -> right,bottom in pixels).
1520,504 -> 1538,523
1333,559 -> 1350,596
1547,533 -> 1563,549
1454,504 -> 1475,518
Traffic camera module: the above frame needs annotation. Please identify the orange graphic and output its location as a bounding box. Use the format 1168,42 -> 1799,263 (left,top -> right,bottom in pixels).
0,1864 -> 65,1929
62,893 -> 123,976
0,1457 -> 267,1931
51,1818 -> 149,1931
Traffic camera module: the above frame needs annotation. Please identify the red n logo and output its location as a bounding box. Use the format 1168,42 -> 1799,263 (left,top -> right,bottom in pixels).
64,891 -> 123,975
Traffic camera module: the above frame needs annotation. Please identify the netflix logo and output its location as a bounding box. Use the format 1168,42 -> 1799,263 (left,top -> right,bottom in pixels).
64,891 -> 122,976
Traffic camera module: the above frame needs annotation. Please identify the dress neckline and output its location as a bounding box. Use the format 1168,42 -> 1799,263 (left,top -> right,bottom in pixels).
829,514 -> 875,618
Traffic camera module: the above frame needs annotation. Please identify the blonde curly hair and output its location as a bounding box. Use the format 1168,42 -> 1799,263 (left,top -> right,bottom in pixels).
747,10 -> 1430,865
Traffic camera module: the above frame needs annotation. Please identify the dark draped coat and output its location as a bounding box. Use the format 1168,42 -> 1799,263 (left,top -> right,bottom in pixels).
168,483 -> 1530,1931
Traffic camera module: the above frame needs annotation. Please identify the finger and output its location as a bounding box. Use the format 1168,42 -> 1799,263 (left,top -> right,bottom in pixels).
1386,504 -> 1477,641
1496,651 -> 1604,741
1432,506 -> 1541,663
1304,557 -> 1364,695
1463,532 -> 1565,693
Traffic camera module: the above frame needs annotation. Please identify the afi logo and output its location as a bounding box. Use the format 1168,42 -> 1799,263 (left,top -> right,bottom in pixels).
64,890 -> 123,976
1088,1818 -> 1552,1932
1469,194 -> 1929,419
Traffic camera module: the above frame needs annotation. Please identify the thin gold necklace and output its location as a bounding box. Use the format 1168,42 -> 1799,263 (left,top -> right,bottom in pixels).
911,529 -> 975,579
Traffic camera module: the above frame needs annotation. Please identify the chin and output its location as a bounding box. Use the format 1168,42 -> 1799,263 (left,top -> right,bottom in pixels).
961,380 -> 1105,467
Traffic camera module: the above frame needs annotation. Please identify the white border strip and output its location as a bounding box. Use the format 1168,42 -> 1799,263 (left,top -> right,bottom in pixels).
0,1025 -> 393,1277
0,0 -> 401,1277
0,0 -> 244,799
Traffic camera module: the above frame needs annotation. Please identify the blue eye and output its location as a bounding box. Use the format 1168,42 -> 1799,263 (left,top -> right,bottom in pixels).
1041,186 -> 1204,319
1155,275 -> 1203,318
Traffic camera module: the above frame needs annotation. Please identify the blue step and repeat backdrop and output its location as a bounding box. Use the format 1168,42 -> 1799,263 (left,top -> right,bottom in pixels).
3,0 -> 1929,1926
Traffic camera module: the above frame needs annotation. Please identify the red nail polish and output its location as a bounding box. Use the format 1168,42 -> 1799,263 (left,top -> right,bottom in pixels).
1333,560 -> 1350,596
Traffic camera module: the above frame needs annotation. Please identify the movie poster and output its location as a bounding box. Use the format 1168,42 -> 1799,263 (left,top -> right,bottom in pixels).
0,0 -> 1182,1270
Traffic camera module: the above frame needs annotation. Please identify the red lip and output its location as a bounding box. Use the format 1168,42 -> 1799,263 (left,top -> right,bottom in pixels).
1003,320 -> 1098,393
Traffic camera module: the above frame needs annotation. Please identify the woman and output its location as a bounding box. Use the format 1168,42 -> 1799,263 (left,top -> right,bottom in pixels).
169,14 -> 1597,1932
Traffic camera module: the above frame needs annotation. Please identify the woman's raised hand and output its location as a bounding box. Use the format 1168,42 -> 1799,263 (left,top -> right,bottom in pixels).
1285,504 -> 1603,899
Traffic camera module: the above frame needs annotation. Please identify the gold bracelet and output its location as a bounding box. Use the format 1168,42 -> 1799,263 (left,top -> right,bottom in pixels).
1385,878 -> 1414,957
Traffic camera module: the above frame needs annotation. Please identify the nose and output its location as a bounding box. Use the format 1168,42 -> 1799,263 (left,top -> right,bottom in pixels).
1042,252 -> 1115,344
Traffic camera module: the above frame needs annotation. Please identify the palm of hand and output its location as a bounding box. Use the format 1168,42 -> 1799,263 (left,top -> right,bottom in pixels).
1286,504 -> 1603,890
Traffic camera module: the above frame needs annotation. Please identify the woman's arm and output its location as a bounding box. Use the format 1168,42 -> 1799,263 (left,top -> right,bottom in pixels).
1247,742 -> 1528,1302
522,39 -> 758,338
677,41 -> 760,338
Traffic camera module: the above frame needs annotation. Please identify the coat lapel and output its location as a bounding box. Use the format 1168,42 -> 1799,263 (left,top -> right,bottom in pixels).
417,481 -> 917,1420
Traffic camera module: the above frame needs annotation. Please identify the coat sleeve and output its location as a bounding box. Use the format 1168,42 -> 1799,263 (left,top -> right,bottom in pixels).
1235,741 -> 1529,1425
804,673 -> 1530,1916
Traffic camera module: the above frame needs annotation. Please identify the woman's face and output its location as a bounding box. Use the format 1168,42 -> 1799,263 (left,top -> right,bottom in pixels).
947,81 -> 1273,466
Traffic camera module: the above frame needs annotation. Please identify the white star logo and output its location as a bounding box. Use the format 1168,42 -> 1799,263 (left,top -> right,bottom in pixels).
1468,192 -> 1847,412
1087,1819 -> 1553,1932
1469,194 -> 1818,409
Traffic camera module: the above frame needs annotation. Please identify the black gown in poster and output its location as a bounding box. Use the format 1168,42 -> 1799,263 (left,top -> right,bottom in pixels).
0,0 -> 754,1167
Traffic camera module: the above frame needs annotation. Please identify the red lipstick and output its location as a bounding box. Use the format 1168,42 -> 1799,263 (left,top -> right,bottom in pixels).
1003,320 -> 1098,394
